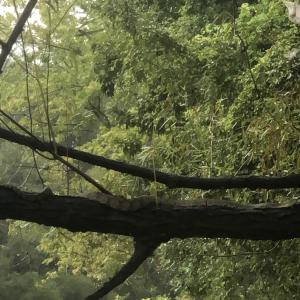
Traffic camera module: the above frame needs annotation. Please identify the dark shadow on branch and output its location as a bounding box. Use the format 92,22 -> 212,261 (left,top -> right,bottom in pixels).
0,0 -> 38,73
85,239 -> 162,300
0,127 -> 299,190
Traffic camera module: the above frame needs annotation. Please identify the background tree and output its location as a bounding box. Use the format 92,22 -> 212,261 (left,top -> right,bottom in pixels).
0,0 -> 299,299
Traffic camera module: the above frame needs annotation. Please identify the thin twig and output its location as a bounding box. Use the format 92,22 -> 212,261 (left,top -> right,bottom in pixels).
232,0 -> 260,101
12,0 -> 44,187
0,110 -> 111,194
20,167 -> 34,188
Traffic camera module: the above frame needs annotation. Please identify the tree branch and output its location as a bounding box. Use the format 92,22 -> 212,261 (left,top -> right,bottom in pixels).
0,127 -> 299,190
0,111 -> 111,195
2,184 -> 300,298
0,0 -> 38,73
1,184 -> 300,241
86,239 -> 161,300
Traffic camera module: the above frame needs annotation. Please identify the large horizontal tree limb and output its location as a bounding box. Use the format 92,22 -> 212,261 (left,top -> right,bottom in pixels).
2,184 -> 299,299
0,0 -> 38,73
1,185 -> 300,241
0,127 -> 299,190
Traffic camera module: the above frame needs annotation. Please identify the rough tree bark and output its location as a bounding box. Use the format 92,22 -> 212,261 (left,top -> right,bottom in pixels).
1,184 -> 300,299
1,185 -> 299,242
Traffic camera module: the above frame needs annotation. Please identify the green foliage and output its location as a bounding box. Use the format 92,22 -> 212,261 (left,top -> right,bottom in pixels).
0,0 -> 300,299
0,272 -> 60,300
51,273 -> 95,300
0,222 -> 94,300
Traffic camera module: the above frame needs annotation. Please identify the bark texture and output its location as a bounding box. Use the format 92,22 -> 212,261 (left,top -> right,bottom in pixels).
1,185 -> 299,241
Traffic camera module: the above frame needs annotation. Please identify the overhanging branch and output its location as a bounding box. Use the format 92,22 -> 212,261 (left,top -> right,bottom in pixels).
0,0 -> 38,73
0,127 -> 299,190
1,185 -> 300,241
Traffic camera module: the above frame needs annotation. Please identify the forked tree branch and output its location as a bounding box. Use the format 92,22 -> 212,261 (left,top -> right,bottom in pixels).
0,127 -> 299,190
86,239 -> 161,300
0,110 -> 111,195
0,0 -> 38,73
1,185 -> 300,299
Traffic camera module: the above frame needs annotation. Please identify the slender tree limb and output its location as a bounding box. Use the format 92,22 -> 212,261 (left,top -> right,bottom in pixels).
0,0 -> 38,73
86,238 -> 161,300
0,111 -> 111,195
0,127 -> 299,190
0,0 -> 111,193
